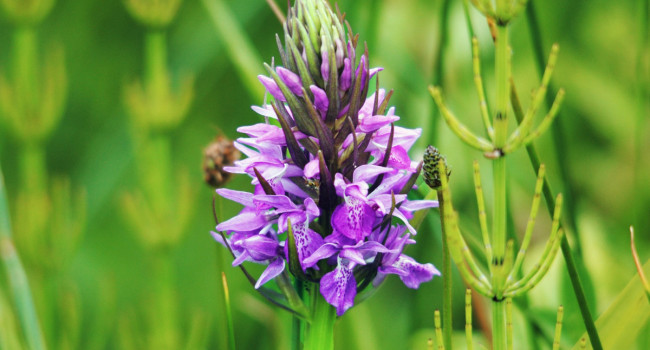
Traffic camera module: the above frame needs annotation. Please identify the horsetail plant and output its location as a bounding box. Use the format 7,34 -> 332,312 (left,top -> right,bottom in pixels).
427,0 -> 569,349
212,0 -> 440,348
121,0 -> 207,347
0,0 -> 89,348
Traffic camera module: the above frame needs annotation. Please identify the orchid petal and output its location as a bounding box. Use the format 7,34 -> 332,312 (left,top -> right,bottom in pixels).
320,260 -> 357,316
255,258 -> 286,289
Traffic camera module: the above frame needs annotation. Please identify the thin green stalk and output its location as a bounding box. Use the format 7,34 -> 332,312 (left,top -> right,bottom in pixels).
436,189 -> 453,350
524,2 -> 581,255
427,0 -> 452,146
510,80 -> 603,350
0,167 -> 47,350
304,286 -> 335,350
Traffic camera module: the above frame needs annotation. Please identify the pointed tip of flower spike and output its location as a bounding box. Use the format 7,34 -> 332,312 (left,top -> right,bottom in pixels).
423,146 -> 451,190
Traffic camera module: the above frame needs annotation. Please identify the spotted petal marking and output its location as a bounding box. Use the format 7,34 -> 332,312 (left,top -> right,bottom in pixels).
320,259 -> 356,316
331,197 -> 374,241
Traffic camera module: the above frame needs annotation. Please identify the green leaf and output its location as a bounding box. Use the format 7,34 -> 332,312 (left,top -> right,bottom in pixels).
571,259 -> 650,349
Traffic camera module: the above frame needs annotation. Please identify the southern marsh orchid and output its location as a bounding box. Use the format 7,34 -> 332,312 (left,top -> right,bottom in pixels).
211,0 -> 439,346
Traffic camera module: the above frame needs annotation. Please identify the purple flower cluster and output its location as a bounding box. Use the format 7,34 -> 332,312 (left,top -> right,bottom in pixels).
212,0 -> 439,316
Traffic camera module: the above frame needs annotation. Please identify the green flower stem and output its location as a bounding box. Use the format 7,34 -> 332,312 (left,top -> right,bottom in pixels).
304,286 -> 335,350
145,30 -> 168,101
0,167 -> 47,350
13,26 -> 39,107
510,79 -> 603,350
436,189 -> 453,350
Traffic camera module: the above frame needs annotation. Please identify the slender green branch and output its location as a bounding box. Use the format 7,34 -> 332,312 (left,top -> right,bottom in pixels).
553,306 -> 564,350
0,167 -> 47,350
465,289 -> 473,350
525,1 -> 581,254
434,310 -> 444,350
472,161 -> 493,269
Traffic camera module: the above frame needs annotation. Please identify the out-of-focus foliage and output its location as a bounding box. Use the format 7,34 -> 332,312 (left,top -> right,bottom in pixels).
0,0 -> 647,349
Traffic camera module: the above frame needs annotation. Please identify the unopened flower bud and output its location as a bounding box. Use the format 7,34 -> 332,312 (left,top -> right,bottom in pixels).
423,146 -> 450,190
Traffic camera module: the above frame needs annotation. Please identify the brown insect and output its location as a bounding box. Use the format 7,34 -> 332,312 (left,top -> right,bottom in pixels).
203,135 -> 240,188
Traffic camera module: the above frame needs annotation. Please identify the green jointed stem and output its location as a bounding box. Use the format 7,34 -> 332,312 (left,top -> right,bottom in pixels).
492,299 -> 506,350
437,190 -> 453,350
304,287 -> 336,350
510,80 -> 603,350
491,22 -> 509,350
0,168 -> 48,350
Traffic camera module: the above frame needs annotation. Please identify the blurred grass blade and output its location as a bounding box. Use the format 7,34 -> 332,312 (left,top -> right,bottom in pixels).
571,259 -> 650,349
630,226 -> 650,303
0,167 -> 47,350
221,272 -> 236,350
201,0 -> 266,100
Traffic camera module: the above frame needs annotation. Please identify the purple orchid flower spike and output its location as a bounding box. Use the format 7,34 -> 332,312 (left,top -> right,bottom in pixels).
211,0 -> 441,323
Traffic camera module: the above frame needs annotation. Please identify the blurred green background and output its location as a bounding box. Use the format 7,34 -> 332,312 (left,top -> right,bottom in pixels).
0,0 -> 648,349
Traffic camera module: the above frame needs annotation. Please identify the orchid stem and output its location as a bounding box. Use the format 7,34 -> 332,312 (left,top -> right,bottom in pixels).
292,278 -> 304,350
304,285 -> 336,350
